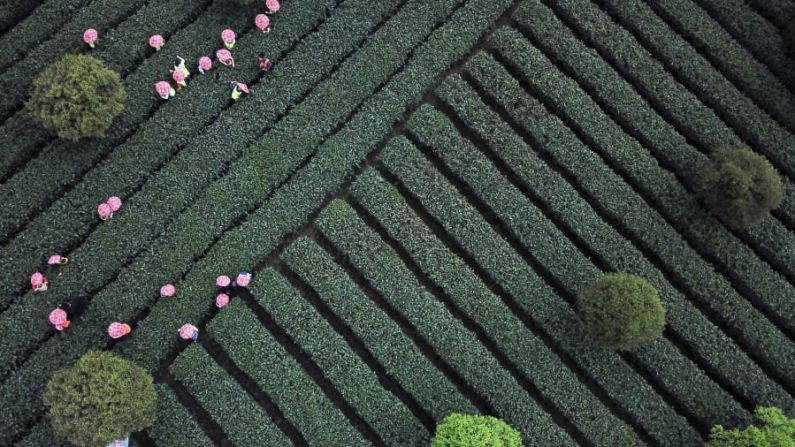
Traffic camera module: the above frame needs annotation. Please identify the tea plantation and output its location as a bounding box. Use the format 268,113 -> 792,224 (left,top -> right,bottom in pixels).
1,0 -> 794,445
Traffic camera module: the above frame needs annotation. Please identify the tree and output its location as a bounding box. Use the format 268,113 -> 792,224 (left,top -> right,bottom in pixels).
27,54 -> 125,141
44,351 -> 157,446
578,273 -> 665,351
696,148 -> 783,230
706,407 -> 795,446
431,413 -> 523,447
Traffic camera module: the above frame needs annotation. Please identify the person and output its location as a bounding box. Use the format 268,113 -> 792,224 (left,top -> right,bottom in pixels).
105,437 -> 129,447
160,283 -> 176,297
107,322 -> 132,340
235,272 -> 252,288
216,49 -> 234,67
155,81 -> 175,100
172,69 -> 187,90
221,29 -> 236,50
31,272 -> 48,292
173,56 -> 190,78
255,14 -> 271,33
266,0 -> 280,14
49,296 -> 87,331
198,56 -> 212,74
216,293 -> 230,308
229,81 -> 249,101
179,323 -> 199,341
98,202 -> 113,220
47,254 -> 68,266
258,53 -> 272,74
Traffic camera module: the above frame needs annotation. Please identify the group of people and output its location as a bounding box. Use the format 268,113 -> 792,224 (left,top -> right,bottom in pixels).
38,254 -> 254,344
151,0 -> 280,101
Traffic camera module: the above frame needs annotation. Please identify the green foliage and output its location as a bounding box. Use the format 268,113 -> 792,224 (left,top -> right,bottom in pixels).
27,54 -> 125,141
706,407 -> 795,447
43,351 -> 156,447
431,413 -> 523,447
493,9 -> 795,404
578,273 -> 665,351
784,19 -> 795,57
0,0 -> 523,441
697,148 -> 783,230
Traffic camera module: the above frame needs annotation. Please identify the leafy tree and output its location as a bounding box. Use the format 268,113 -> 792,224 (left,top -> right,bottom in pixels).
697,148 -> 783,230
578,273 -> 665,351
431,413 -> 523,447
44,351 -> 156,446
27,54 -> 125,141
706,407 -> 795,446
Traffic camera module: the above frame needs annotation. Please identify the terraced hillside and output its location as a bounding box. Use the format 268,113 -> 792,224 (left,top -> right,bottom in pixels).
1,0 -> 794,445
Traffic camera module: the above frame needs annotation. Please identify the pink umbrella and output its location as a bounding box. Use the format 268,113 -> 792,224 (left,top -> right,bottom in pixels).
235,82 -> 249,94
107,322 -> 131,339
216,48 -> 233,66
216,275 -> 231,287
266,0 -> 280,13
255,14 -> 270,33
216,293 -> 230,308
172,69 -> 185,82
30,272 -> 45,287
221,29 -> 236,48
179,323 -> 198,340
47,254 -> 67,265
49,308 -> 67,326
198,56 -> 212,74
107,196 -> 122,212
160,284 -> 176,297
149,34 -> 165,51
155,81 -> 172,98
98,203 -> 112,220
235,272 -> 251,287
83,28 -> 98,48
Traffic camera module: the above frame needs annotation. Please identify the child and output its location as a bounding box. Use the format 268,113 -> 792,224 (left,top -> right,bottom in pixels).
258,53 -> 272,74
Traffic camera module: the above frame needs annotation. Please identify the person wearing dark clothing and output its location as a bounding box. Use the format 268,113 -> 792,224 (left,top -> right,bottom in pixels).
60,296 -> 88,321
258,53 -> 272,74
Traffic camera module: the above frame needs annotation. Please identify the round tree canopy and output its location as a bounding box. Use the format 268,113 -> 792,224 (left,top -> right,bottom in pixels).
578,273 -> 665,351
27,54 -> 125,142
44,351 -> 156,447
697,148 -> 783,230
706,407 -> 795,447
431,413 -> 523,447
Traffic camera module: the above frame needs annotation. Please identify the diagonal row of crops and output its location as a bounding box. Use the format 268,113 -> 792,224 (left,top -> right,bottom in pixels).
2,0 -> 795,445
1,0 -> 519,443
